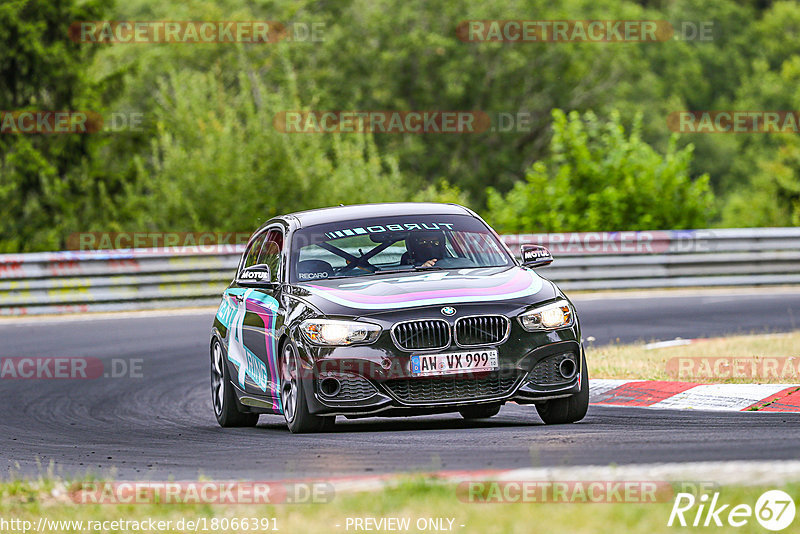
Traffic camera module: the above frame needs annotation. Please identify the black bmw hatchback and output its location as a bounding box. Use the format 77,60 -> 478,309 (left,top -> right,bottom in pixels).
210,203 -> 588,433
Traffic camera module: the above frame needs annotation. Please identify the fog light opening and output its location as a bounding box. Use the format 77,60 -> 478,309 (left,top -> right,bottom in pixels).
559,357 -> 577,379
320,377 -> 341,397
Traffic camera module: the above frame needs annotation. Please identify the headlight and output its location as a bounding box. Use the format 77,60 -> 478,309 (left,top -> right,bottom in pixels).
518,300 -> 574,331
300,319 -> 382,346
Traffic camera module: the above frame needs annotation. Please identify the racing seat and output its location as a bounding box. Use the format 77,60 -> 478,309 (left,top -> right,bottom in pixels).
296,259 -> 334,280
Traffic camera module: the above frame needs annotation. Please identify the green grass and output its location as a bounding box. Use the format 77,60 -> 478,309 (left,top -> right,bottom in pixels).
2,477 -> 799,533
587,331 -> 800,383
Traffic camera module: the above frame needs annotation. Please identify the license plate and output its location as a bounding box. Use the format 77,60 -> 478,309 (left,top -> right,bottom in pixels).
410,350 -> 499,377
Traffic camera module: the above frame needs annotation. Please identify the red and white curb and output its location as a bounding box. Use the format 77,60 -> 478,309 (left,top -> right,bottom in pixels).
590,379 -> 800,412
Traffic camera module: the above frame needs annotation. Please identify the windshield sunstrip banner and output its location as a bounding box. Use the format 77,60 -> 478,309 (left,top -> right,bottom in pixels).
322,222 -> 457,241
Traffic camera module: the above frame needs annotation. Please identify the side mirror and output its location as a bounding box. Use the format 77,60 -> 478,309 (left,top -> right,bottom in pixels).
520,245 -> 553,268
237,264 -> 277,288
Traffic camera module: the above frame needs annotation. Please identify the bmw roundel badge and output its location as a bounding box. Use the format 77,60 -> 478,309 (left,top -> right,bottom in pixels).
441,306 -> 456,316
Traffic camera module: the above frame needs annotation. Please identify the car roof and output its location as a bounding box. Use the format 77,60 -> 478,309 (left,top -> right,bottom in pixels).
277,202 -> 475,229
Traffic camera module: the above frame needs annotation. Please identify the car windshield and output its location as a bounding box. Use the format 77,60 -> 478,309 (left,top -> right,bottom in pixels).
289,214 -> 513,282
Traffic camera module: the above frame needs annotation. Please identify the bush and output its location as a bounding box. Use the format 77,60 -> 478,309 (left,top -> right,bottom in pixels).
484,109 -> 715,233
121,53 -> 460,234
722,138 -> 800,227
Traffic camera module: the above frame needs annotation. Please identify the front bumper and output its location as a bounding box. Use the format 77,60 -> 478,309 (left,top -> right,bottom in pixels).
294,317 -> 584,417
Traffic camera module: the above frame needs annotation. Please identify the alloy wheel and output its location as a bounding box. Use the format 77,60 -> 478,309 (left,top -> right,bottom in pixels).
211,340 -> 225,416
281,344 -> 298,423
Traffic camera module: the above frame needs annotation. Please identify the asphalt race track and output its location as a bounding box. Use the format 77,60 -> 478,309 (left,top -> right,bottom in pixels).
2,290 -> 800,479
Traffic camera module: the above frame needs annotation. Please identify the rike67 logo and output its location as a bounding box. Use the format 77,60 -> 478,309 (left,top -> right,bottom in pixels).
668,490 -> 795,531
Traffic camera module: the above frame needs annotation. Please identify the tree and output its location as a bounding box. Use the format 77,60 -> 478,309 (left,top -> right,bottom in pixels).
123,53 -> 462,233
722,137 -> 800,226
484,109 -> 715,232
0,0 -> 111,251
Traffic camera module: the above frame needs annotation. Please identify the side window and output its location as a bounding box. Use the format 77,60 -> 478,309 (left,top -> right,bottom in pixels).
256,229 -> 283,282
242,233 -> 267,271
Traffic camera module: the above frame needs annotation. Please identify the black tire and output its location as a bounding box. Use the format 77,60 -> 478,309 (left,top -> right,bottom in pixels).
459,403 -> 502,419
280,340 -> 335,434
535,353 -> 589,425
210,338 -> 259,427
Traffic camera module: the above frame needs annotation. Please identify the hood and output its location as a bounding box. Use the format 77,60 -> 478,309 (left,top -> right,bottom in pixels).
290,266 -> 558,316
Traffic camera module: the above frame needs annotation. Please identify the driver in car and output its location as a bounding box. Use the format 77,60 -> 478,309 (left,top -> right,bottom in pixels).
402,230 -> 445,268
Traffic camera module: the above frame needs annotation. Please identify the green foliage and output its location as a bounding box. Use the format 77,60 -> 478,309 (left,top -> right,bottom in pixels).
485,110 -> 715,233
0,0 -> 109,108
722,136 -> 800,227
0,0 -> 111,252
288,0 -> 672,198
3,0 -> 800,252
123,53 -> 462,232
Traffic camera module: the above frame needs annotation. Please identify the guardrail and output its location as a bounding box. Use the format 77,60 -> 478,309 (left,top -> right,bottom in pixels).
1,227 -> 798,315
